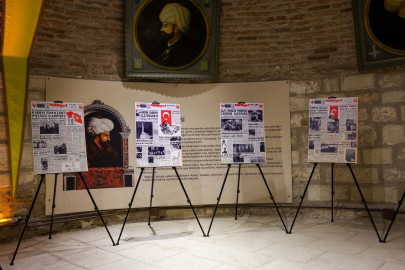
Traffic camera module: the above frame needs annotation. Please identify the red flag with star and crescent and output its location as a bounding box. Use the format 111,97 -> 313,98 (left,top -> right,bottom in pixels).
66,111 -> 83,124
161,110 -> 172,125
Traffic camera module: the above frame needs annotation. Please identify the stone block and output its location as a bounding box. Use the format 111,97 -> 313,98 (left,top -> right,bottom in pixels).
20,143 -> 34,169
401,105 -> 405,121
342,74 -> 374,91
358,92 -> 379,104
290,113 -> 308,128
358,108 -> 368,121
291,129 -> 298,146
28,76 -> 46,91
358,124 -> 377,146
363,148 -> 392,164
308,185 -> 348,201
326,166 -> 379,184
0,173 -> 10,187
382,125 -> 405,145
379,74 -> 403,88
383,167 -> 405,183
0,116 -> 7,140
292,165 -> 320,183
0,144 -> 9,171
382,91 -> 405,103
291,151 -> 299,164
290,97 -> 309,111
0,88 -> 5,113
323,78 -> 339,92
26,91 -> 46,111
397,147 -> 405,161
372,106 -> 397,122
290,80 -> 321,94
351,187 -> 398,203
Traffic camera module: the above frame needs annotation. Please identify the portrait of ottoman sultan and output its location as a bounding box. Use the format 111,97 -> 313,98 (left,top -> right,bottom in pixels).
135,0 -> 209,69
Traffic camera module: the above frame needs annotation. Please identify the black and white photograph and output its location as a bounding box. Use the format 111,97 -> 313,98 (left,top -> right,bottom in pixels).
327,121 -> 339,133
346,119 -> 357,131
62,162 -> 80,172
160,122 -> 180,135
136,153 -> 142,159
136,147 -> 142,152
170,136 -> 181,142
221,119 -> 243,132
221,139 -> 228,153
249,129 -> 256,136
260,142 -> 265,152
250,156 -> 265,163
310,117 -> 321,131
39,120 -> 60,135
345,148 -> 356,163
41,157 -> 48,170
233,144 -> 254,153
33,140 -> 47,148
309,140 -> 314,150
148,157 -> 154,164
248,110 -> 263,122
136,121 -> 153,139
346,132 -> 356,141
148,147 -> 165,155
233,153 -> 244,163
351,142 -> 357,148
54,143 -> 67,154
321,143 -> 338,153
171,141 -> 181,150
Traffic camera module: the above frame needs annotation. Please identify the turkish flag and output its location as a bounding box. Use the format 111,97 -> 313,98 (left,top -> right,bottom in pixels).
329,106 -> 339,120
161,110 -> 172,125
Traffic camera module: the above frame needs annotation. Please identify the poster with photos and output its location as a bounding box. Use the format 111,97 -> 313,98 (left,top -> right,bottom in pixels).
135,102 -> 182,167
308,97 -> 358,164
220,103 -> 266,164
31,102 -> 88,174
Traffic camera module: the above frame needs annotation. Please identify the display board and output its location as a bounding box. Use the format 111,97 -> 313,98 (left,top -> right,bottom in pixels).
308,97 -> 358,164
135,102 -> 182,167
45,78 -> 292,215
220,103 -> 265,164
31,102 -> 88,174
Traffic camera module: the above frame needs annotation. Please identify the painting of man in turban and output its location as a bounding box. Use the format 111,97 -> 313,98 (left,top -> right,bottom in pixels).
134,0 -> 209,69
86,117 -> 119,168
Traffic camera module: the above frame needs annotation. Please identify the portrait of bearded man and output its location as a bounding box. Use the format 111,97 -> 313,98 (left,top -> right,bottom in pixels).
86,117 -> 119,168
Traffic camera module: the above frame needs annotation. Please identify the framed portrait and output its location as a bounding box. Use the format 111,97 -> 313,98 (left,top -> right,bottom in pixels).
125,0 -> 219,80
353,0 -> 405,70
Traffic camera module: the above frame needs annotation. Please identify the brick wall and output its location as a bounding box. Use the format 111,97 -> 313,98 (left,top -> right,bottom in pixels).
1,0 -> 405,240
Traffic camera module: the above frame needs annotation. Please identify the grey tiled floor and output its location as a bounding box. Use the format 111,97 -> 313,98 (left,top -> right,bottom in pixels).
0,215 -> 404,269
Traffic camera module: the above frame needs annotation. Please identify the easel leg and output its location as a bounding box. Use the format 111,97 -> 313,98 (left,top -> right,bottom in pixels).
207,164 -> 232,237
347,164 -> 382,242
49,173 -> 58,239
288,163 -> 317,234
78,172 -> 115,246
235,164 -> 241,220
116,168 -> 144,245
10,174 -> 45,265
173,167 -> 206,236
331,163 -> 334,223
382,190 -> 405,243
257,164 -> 288,233
148,167 -> 156,226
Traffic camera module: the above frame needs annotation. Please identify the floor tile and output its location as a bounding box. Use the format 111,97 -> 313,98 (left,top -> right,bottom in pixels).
208,248 -> 275,269
306,238 -> 369,255
116,243 -> 180,264
9,253 -> 70,270
358,247 -> 405,264
308,251 -> 385,270
256,258 -> 330,270
153,253 -> 222,270
256,243 -> 325,263
63,247 -> 125,269
92,258 -> 166,270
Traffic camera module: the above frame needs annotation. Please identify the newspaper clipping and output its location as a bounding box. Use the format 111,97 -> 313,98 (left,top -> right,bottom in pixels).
31,102 -> 88,175
135,103 -> 182,167
220,103 -> 266,164
308,97 -> 358,164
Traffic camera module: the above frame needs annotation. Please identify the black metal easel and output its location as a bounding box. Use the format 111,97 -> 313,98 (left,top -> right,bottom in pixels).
116,166 -> 206,245
287,163 -> 382,242
382,189 -> 405,243
10,172 -> 116,266
206,163 -> 288,237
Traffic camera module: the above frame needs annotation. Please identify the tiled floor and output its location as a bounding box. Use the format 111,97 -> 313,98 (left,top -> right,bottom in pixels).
0,215 -> 404,269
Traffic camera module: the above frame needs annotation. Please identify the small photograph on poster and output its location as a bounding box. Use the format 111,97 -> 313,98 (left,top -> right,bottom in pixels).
251,156 -> 265,163
310,117 -> 321,131
309,140 -> 314,150
62,162 -> 80,172
233,153 -> 244,163
351,142 -> 357,148
41,157 -> 49,171
321,143 -> 338,153
40,120 -> 60,135
136,121 -> 153,139
148,157 -> 154,164
260,142 -> 265,152
54,143 -> 67,154
346,132 -> 356,141
345,148 -> 356,163
221,119 -> 243,132
234,144 -> 254,153
248,110 -> 263,122
249,129 -> 255,136
136,147 -> 142,152
148,147 -> 165,156
221,139 -> 228,153
327,121 -> 339,133
136,153 -> 142,159
346,119 -> 357,131
328,106 -> 339,120
33,140 -> 47,148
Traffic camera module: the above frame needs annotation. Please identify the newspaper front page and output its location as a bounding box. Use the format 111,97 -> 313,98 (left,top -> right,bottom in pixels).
220,103 -> 266,164
308,97 -> 358,164
31,102 -> 88,174
135,103 -> 182,167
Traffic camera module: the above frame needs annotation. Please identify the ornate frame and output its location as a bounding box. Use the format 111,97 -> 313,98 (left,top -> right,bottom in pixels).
125,0 -> 219,80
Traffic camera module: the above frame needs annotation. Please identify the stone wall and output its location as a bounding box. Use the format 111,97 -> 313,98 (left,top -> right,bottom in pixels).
1,0 -> 405,241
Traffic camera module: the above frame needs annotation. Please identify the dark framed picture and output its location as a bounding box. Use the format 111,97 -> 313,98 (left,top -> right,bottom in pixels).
125,0 -> 219,80
353,0 -> 405,70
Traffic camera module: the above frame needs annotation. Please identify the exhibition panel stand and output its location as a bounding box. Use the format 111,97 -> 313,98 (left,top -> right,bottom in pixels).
382,189 -> 405,242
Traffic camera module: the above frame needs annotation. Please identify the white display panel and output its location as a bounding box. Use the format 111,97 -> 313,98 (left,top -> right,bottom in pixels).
308,97 -> 358,164
135,102 -> 182,167
31,102 -> 88,174
220,103 -> 265,164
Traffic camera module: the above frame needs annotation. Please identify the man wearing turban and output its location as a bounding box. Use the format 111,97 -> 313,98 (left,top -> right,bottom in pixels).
86,117 -> 118,168
149,2 -> 200,68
